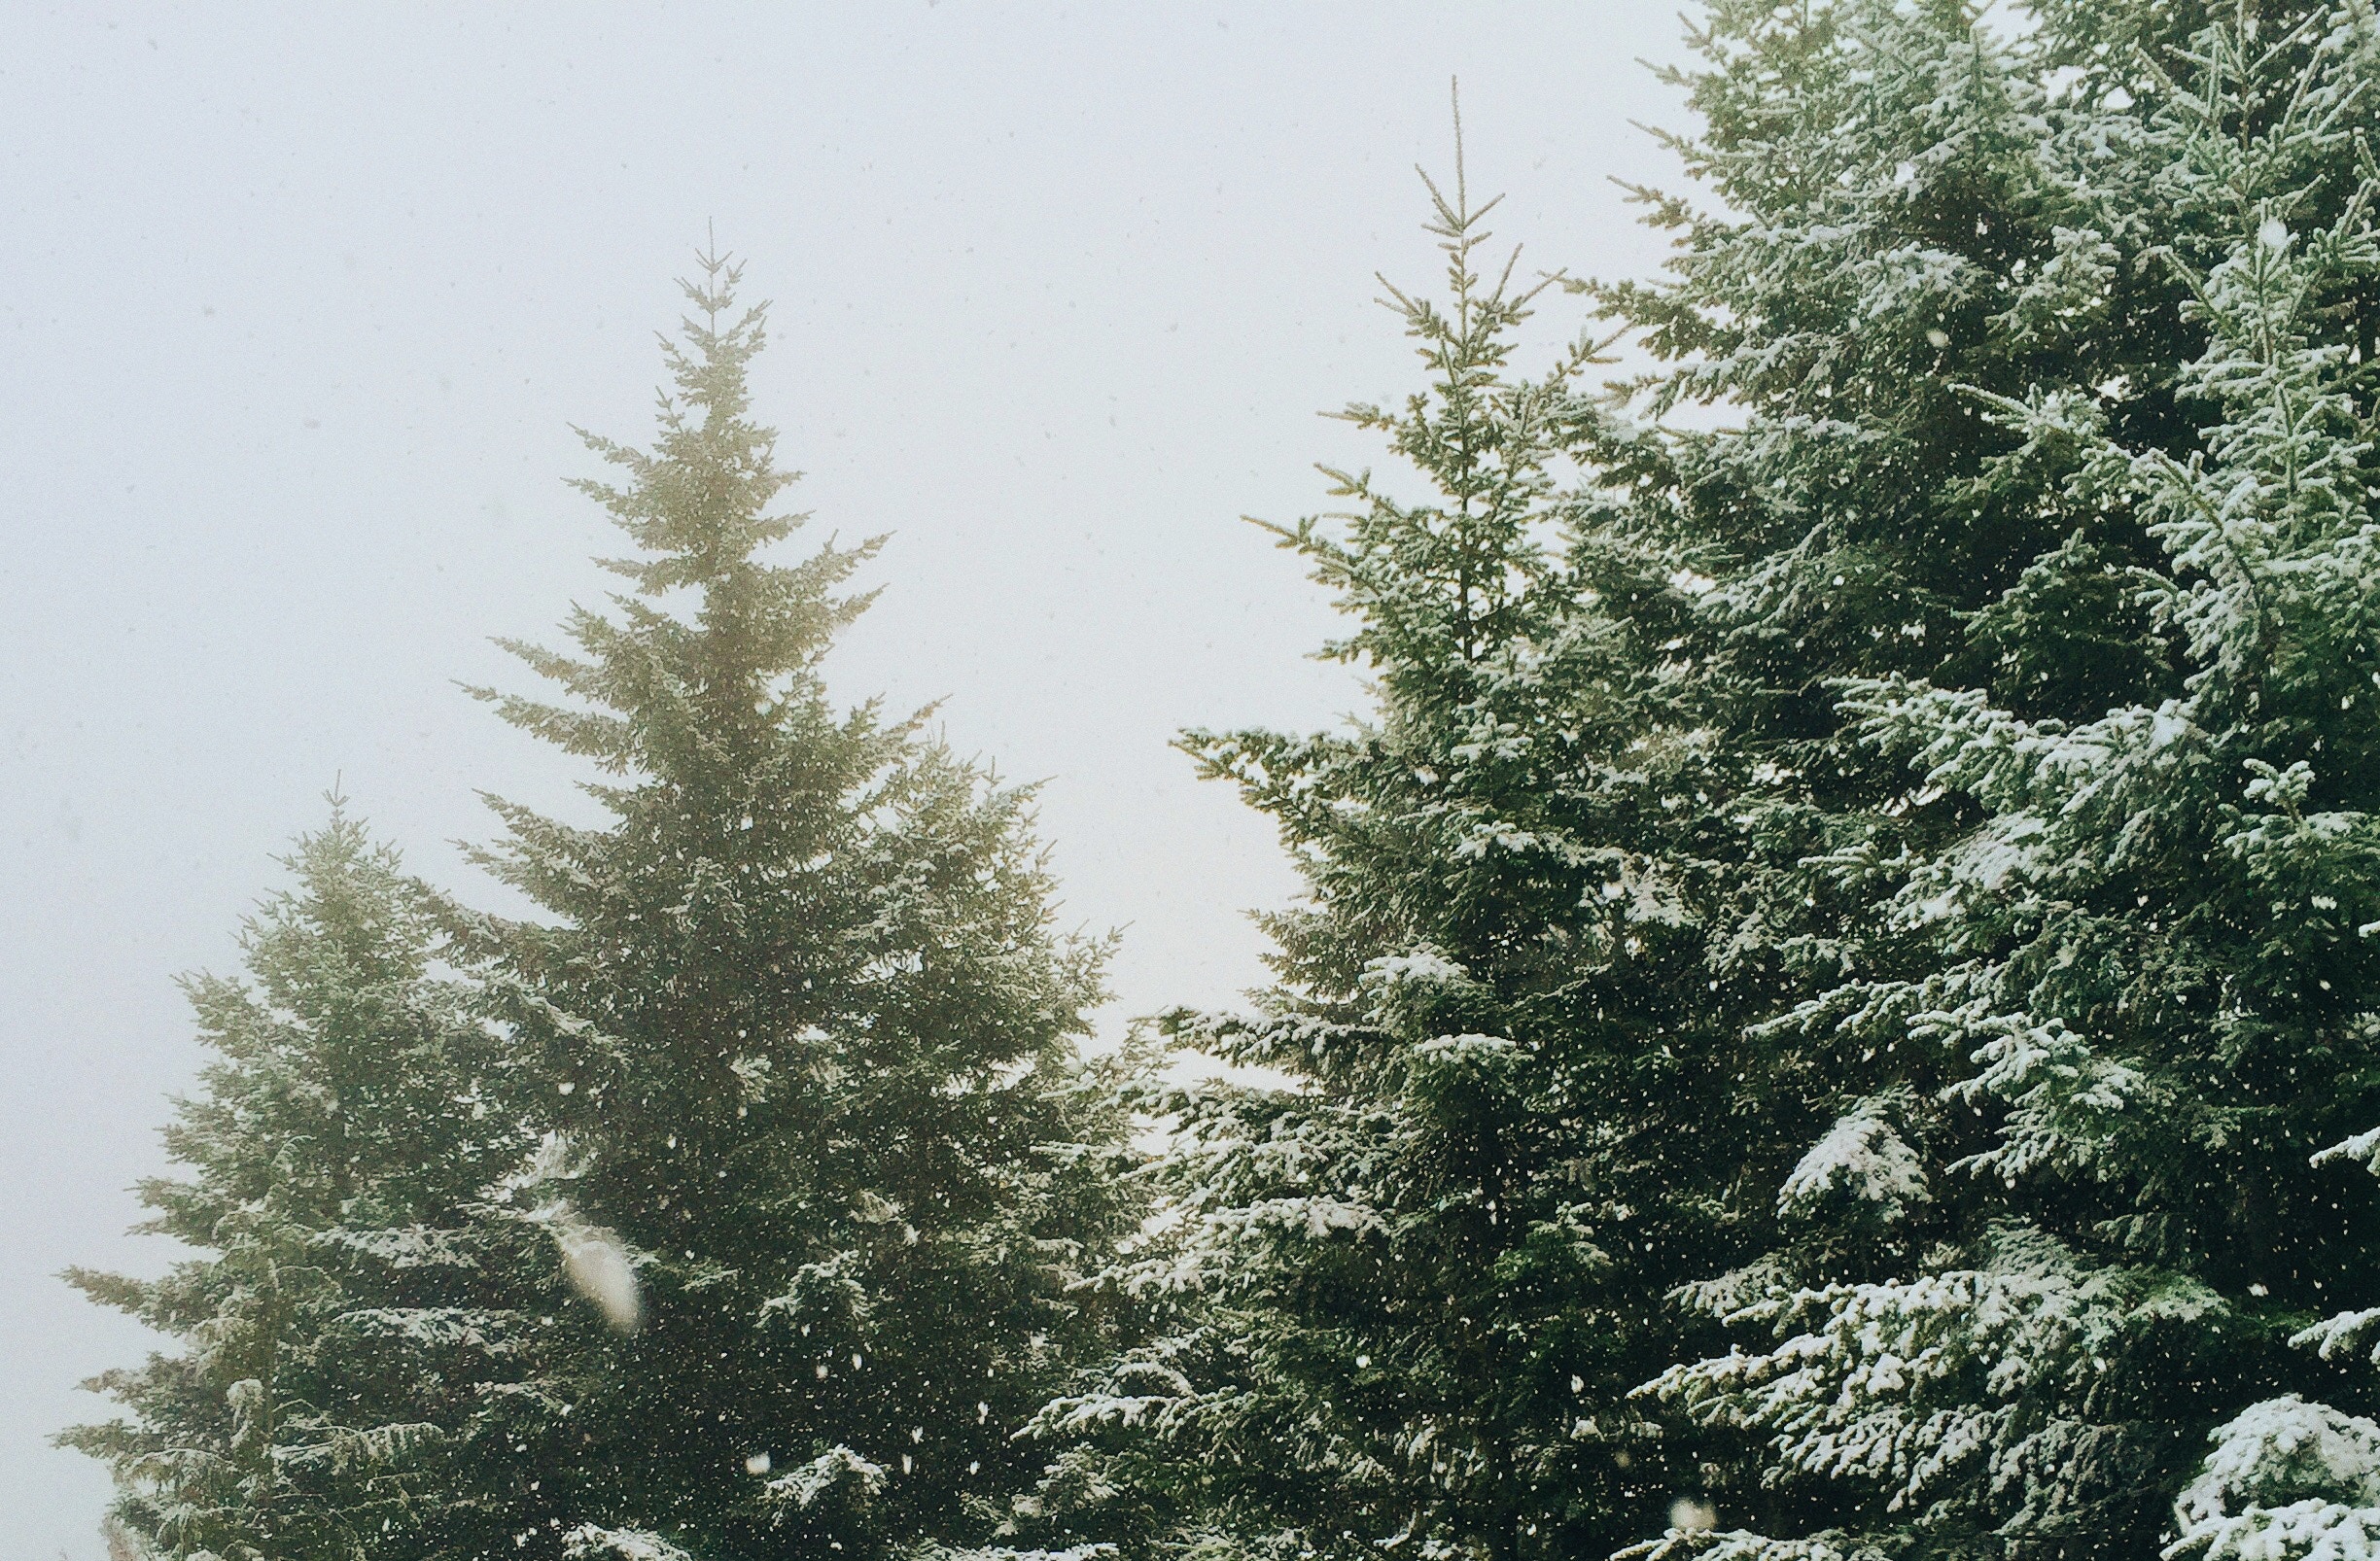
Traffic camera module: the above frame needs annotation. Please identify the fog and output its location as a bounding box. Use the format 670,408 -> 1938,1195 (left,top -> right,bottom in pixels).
0,6 -> 1685,1550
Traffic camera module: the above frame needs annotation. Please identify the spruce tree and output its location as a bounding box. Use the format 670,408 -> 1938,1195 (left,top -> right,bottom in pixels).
60,806 -> 566,1561
1023,144 -> 1768,1561
1604,3 -> 2380,1556
459,252 -> 1138,1561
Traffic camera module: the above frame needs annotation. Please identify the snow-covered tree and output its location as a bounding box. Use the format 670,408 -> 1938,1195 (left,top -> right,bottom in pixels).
60,806 -> 573,1560
1016,142 -> 1787,1561
459,251 -> 1139,1561
1617,3 -> 2380,1555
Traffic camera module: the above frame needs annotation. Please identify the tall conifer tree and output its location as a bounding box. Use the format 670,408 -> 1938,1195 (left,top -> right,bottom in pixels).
61,808 -> 566,1561
461,252 -> 1137,1561
1024,138 -> 1768,1561
1601,3 -> 2380,1556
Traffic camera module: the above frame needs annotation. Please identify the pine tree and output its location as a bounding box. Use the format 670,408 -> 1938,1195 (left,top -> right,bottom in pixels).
458,251 -> 1138,1561
1020,135 -> 1777,1561
60,806 -> 564,1561
1605,3 -> 2380,1556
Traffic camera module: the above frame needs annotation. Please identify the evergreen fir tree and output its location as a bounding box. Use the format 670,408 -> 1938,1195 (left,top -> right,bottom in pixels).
60,806 -> 567,1561
458,250 -> 1138,1561
1603,3 -> 2380,1556
1022,135 -> 1771,1561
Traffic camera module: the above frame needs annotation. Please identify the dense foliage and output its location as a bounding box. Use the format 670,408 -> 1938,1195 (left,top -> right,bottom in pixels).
68,260 -> 1139,1561
65,5 -> 2380,1560
1602,2 -> 2380,1556
455,254 -> 1140,1561
1010,154 -> 1779,1561
60,810 -> 580,1559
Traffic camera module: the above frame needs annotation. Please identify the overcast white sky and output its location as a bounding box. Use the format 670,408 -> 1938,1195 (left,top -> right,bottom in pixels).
1,5 -> 1693,1549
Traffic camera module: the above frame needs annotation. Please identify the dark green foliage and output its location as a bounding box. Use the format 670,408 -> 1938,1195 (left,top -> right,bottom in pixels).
460,253 -> 1139,1561
59,808 -> 571,1561
1019,149 -> 1781,1561
61,8 -> 2380,1556
1599,2 -> 2380,1556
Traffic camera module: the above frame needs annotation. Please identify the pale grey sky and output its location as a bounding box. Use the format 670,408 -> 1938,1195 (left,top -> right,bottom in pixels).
0,5 -> 1690,1549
